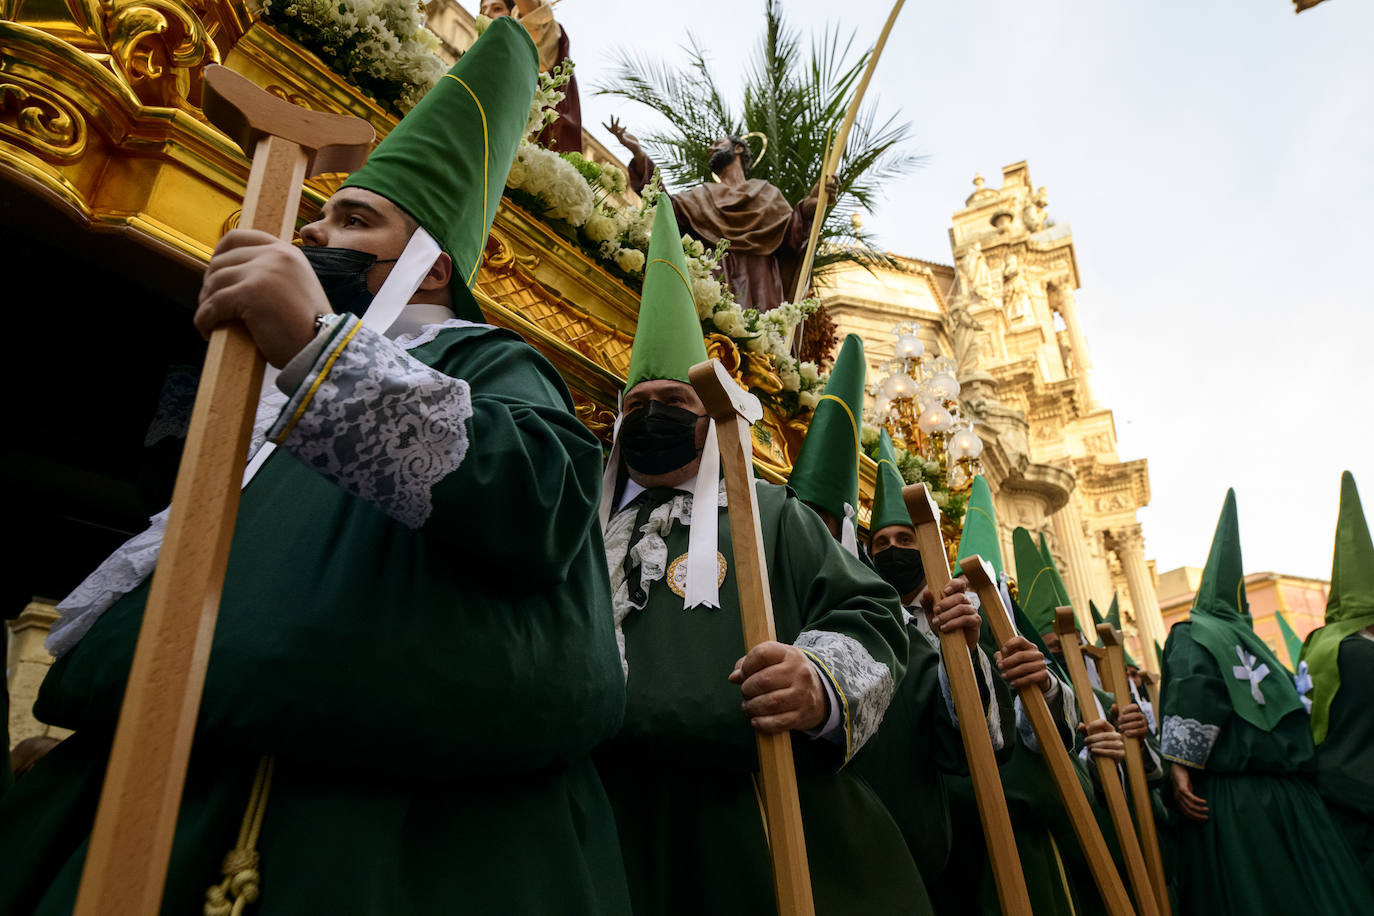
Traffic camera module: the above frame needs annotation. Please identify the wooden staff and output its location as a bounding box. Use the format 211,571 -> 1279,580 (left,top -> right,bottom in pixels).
1140,670 -> 1162,718
962,559 -> 1136,916
1098,624 -> 1171,916
690,358 -> 815,916
904,488 -> 1031,916
1054,609 -> 1161,916
791,0 -> 907,305
73,66 -> 374,916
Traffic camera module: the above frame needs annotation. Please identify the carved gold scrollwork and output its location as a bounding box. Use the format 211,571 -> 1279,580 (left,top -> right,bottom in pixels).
265,84 -> 316,110
106,0 -> 220,111
572,392 -> 618,445
0,79 -> 86,162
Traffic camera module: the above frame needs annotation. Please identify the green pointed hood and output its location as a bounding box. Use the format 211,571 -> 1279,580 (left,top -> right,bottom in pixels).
1038,532 -> 1075,615
1184,489 -> 1302,731
1275,612 -> 1303,671
955,476 -> 1004,579
1015,527 -> 1063,637
1090,600 -> 1106,629
343,16 -> 537,320
869,429 -> 912,537
789,334 -> 866,521
1302,472 -> 1374,743
1104,593 -> 1138,667
623,201 -> 708,394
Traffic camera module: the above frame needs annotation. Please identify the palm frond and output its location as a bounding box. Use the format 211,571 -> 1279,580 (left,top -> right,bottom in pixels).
596,0 -> 921,282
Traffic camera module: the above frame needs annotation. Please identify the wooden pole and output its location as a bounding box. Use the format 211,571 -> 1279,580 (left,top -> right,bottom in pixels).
962,558 -> 1136,916
1054,609 -> 1161,916
904,488 -> 1032,916
1098,624 -> 1171,916
73,66 -> 374,916
690,358 -> 815,916
790,0 -> 907,306
1141,671 -> 1162,719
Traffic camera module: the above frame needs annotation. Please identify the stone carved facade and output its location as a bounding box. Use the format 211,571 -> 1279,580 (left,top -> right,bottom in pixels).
824,161 -> 1166,670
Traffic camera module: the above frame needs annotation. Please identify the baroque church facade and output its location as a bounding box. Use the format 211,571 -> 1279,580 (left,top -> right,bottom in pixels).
824,162 -> 1166,670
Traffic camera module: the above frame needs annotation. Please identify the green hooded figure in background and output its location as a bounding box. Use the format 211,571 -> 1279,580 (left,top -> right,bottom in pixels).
1161,489 -> 1374,915
1302,472 -> 1374,892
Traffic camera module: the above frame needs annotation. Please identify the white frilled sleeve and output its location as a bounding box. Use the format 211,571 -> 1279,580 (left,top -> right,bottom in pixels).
269,315 -> 473,529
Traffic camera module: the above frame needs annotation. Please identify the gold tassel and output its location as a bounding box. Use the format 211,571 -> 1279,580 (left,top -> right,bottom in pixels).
204,756 -> 275,916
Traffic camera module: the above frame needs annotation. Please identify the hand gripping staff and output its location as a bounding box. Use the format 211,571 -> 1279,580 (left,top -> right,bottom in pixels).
962,558 -> 1136,916
903,487 -> 1032,916
690,358 -> 815,916
73,65 -> 374,916
1054,609 -> 1161,916
1097,623 -> 1171,916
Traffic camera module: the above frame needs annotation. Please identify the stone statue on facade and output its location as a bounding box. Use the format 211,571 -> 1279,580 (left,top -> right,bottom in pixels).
606,117 -> 834,312
957,242 -> 994,303
1002,253 -> 1032,322
1021,185 -> 1049,232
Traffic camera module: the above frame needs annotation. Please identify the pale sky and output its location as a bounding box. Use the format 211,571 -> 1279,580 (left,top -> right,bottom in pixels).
546,0 -> 1374,581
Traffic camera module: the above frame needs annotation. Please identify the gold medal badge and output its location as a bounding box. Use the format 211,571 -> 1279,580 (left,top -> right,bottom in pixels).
667,551 -> 728,598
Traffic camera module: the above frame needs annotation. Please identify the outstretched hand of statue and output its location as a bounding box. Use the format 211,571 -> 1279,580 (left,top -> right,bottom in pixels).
801,174 -> 840,218
604,117 -> 643,158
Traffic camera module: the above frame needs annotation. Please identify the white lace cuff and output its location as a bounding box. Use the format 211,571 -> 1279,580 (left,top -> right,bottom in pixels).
1161,714 -> 1220,769
796,629 -> 895,763
268,315 -> 473,529
936,646 -> 1005,752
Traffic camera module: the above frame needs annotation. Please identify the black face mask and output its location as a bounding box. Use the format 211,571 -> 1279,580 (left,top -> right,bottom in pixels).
620,401 -> 703,476
873,546 -> 924,597
300,246 -> 396,318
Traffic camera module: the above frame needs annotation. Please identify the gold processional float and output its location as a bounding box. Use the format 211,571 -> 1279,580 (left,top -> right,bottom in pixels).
0,0 -> 962,546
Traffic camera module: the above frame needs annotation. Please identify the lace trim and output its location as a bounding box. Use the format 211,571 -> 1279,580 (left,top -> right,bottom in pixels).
795,629 -> 894,763
269,317 -> 473,529
393,318 -> 495,350
49,327 -> 469,657
1161,714 -> 1220,768
604,481 -> 728,676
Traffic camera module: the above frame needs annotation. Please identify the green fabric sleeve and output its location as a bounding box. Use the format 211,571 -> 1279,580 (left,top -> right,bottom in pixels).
776,494 -> 907,766
1160,625 -> 1227,769
421,330 -> 605,584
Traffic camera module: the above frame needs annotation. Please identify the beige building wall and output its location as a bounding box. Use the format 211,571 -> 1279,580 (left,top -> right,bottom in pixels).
823,162 -> 1166,671
7,601 -> 72,751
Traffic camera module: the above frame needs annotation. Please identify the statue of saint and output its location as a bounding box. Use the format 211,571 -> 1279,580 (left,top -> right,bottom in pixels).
1021,186 -> 1049,232
957,243 -> 994,303
482,0 -> 582,152
1002,254 -> 1032,322
946,301 -> 986,381
606,118 -> 835,312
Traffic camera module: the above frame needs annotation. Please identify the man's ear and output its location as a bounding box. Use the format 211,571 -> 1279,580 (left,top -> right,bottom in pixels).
419,251 -> 453,291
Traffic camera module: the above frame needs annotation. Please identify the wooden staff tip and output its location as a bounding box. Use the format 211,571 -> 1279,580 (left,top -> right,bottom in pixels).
1053,606 -> 1078,637
202,65 -> 376,177
900,483 -> 939,526
1097,623 -> 1122,647
688,358 -> 762,423
960,555 -> 996,591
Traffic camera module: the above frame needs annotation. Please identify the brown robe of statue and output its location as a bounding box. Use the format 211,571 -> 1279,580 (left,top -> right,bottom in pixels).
629,155 -> 810,313
519,0 -> 582,153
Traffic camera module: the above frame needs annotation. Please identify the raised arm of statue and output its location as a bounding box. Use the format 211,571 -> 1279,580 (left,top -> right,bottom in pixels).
605,117 -> 653,193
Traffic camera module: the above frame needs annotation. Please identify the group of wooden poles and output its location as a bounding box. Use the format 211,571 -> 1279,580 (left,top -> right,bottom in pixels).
67,63 -> 1168,916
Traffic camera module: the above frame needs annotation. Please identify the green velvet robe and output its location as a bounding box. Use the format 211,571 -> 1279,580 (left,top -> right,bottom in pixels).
0,319 -> 631,915
1315,632 -> 1374,892
1162,623 -> 1374,916
597,480 -> 925,914
854,608 -> 1014,894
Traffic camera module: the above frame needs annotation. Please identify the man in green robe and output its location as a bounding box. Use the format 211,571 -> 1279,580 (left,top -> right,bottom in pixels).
1163,489 -> 1373,915
596,201 -> 923,914
850,457 -> 1019,906
1302,471 -> 1374,893
0,18 -> 630,915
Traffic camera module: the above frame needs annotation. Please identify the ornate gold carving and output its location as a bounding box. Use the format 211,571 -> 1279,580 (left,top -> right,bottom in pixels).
106,0 -> 220,110
0,78 -> 86,161
572,391 -> 617,444
476,232 -> 634,375
265,83 -> 317,110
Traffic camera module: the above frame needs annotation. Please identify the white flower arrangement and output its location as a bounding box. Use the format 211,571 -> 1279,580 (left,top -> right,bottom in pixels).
253,0 -> 445,114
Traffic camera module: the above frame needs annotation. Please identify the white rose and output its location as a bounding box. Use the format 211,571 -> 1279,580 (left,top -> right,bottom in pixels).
585,211 -> 621,244
615,248 -> 645,273
800,361 -> 820,385
691,277 -> 722,319
799,390 -> 821,410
